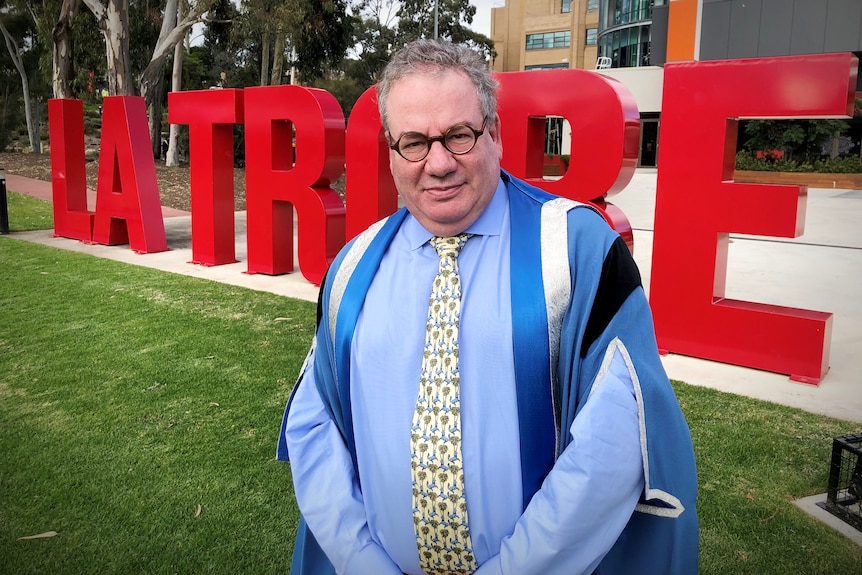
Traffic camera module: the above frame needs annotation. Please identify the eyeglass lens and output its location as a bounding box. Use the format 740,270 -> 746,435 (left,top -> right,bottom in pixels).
395,122 -> 483,161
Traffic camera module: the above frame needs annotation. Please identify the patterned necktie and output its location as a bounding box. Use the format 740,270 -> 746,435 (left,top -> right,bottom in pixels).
411,234 -> 477,575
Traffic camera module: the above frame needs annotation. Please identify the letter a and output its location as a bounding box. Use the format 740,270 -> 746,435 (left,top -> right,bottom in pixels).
91,96 -> 167,253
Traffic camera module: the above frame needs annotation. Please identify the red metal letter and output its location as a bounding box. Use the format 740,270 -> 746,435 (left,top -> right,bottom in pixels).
651,53 -> 856,383
496,70 -> 640,248
168,89 -> 243,266
91,96 -> 167,253
244,86 -> 346,284
47,99 -> 94,241
345,87 -> 398,240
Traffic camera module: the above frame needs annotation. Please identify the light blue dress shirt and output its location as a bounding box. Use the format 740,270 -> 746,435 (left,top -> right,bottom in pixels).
285,181 -> 645,575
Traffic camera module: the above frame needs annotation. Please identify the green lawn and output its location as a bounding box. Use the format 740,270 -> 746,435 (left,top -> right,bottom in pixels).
1,206 -> 861,573
2,190 -> 54,232
1,237 -> 315,574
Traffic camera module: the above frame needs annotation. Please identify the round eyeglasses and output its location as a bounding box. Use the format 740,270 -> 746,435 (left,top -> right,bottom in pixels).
389,119 -> 487,162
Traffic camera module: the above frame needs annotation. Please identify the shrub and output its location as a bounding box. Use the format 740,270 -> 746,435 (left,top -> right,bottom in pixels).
814,155 -> 862,173
735,150 -> 862,173
0,127 -> 11,152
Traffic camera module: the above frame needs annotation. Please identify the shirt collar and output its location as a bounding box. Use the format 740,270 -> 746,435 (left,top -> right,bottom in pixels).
404,176 -> 508,250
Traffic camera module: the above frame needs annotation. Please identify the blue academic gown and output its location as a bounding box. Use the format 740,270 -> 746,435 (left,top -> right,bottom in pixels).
277,171 -> 699,574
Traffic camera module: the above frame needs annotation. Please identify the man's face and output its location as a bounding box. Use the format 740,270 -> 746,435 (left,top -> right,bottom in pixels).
386,69 -> 503,237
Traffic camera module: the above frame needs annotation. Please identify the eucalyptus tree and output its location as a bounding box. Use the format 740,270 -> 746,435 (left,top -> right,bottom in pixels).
42,0 -> 105,100
351,0 -> 398,88
0,1 -> 44,152
51,0 -> 78,98
349,0 -> 397,88
238,0 -> 351,86
307,0 -> 393,117
76,0 -> 216,156
164,0 -> 186,166
201,0 -> 241,87
396,0 -> 492,57
291,0 -> 352,82
238,0 -> 295,86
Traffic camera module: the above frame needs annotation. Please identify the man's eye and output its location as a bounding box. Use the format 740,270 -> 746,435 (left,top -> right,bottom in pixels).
401,139 -> 426,151
448,132 -> 472,143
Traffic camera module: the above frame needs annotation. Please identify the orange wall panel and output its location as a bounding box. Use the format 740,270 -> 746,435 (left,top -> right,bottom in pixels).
667,0 -> 698,62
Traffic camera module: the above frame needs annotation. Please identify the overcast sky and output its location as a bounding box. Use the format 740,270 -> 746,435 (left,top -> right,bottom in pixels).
469,0 -> 504,37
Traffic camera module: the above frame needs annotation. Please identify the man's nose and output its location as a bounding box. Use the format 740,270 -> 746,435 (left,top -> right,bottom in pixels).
424,140 -> 457,174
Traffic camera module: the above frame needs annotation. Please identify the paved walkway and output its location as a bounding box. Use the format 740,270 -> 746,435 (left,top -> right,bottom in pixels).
4,170 -> 861,424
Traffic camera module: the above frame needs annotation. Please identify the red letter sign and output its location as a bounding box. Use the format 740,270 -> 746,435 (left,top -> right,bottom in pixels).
651,53 -> 857,383
345,87 -> 398,240
48,98 -> 94,242
169,88 -> 244,266
496,70 -> 640,248
92,96 -> 167,253
244,86 -> 346,284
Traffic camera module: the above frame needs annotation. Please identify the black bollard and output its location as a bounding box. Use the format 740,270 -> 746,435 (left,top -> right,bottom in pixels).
0,167 -> 8,235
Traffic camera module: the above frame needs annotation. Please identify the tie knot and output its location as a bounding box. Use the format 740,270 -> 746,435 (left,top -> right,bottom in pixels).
430,234 -> 470,259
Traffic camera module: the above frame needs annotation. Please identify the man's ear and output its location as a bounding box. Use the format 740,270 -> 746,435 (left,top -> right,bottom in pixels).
490,113 -> 503,155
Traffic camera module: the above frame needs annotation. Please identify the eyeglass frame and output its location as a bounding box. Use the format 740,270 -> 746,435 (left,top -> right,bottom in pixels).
387,118 -> 488,162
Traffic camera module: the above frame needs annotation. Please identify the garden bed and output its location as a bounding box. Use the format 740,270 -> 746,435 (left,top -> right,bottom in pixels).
734,170 -> 862,190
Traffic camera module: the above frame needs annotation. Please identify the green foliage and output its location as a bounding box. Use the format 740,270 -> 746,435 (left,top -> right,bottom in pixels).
736,150 -> 862,173
69,8 -> 109,101
813,155 -> 862,173
348,0 -> 399,89
200,0 -> 250,89
6,0 -> 103,102
293,0 -> 354,82
1,0 -> 49,149
0,80 -> 25,151
129,1 -> 164,79
311,72 -> 367,119
742,119 -> 850,163
396,0 -> 494,57
184,46 -> 218,90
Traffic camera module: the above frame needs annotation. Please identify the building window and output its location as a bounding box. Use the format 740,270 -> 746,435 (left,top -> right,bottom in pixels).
587,0 -> 598,11
597,25 -> 651,68
586,28 -> 597,46
562,0 -> 572,14
525,63 -> 569,70
526,31 -> 572,50
605,0 -> 653,28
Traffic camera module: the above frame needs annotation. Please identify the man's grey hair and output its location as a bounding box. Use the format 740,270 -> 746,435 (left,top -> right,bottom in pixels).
377,39 -> 498,133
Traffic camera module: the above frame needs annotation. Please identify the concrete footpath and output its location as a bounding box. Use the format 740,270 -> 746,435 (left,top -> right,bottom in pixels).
4,170 -> 862,424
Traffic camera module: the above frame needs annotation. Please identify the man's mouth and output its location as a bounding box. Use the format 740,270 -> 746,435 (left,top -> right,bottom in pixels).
424,183 -> 462,199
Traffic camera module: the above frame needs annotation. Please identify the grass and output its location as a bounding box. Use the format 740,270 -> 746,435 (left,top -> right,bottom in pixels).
1,238 -> 315,574
3,190 -> 54,232
1,203 -> 861,573
674,383 -> 861,573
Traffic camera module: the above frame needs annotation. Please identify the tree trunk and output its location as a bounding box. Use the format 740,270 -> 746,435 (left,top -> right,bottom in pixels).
143,72 -> 165,159
142,0 -> 177,159
260,27 -> 270,86
138,0 -> 214,158
271,26 -> 285,86
82,0 -> 135,95
166,0 -> 186,167
0,18 -> 41,153
104,0 -> 134,95
52,0 -> 80,99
